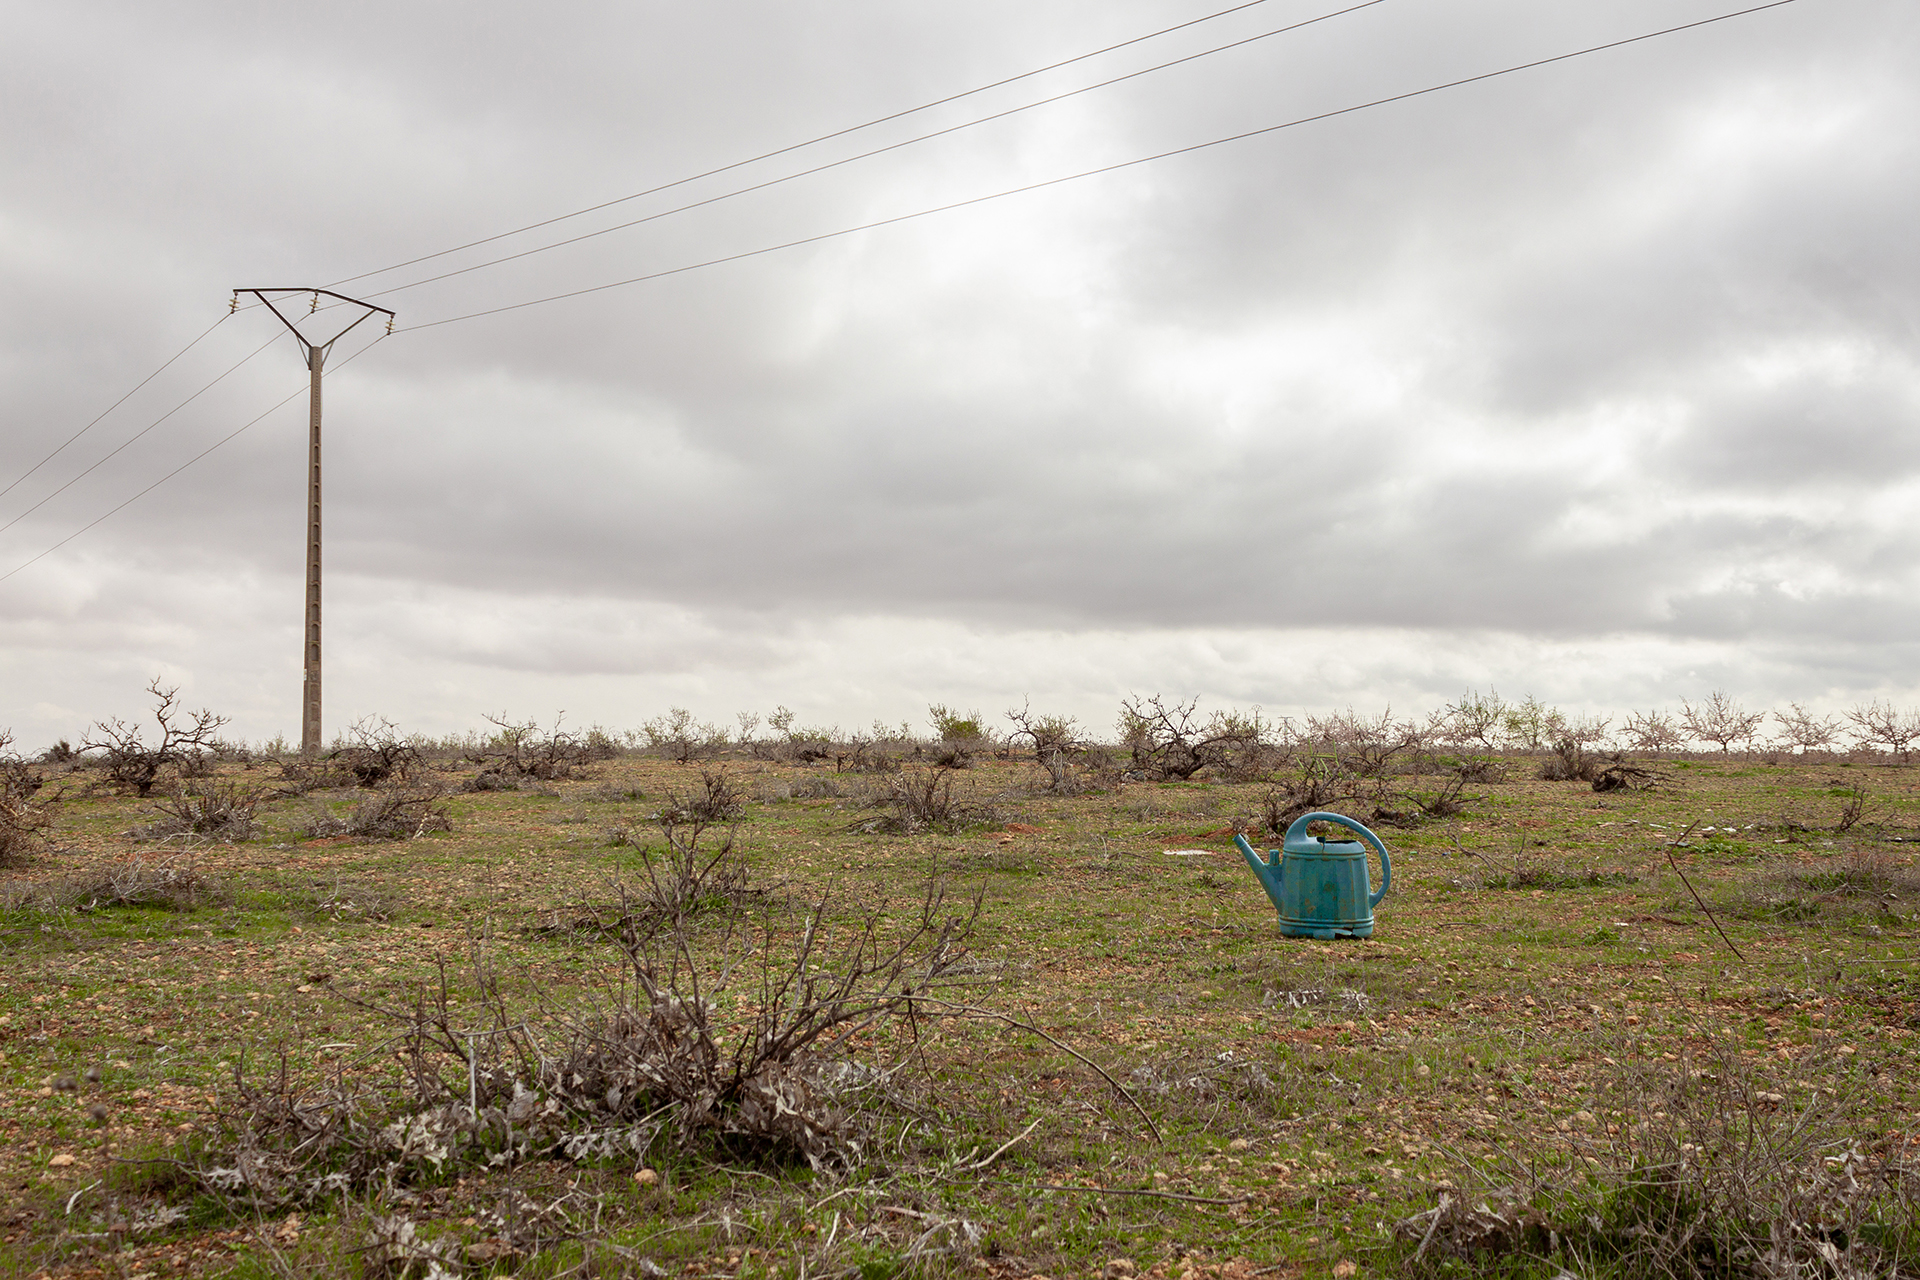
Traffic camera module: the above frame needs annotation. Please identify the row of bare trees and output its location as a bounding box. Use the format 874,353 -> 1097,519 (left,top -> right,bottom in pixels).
13,684 -> 1920,795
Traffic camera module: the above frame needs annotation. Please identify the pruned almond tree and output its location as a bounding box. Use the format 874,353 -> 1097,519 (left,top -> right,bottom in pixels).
1681,691 -> 1766,754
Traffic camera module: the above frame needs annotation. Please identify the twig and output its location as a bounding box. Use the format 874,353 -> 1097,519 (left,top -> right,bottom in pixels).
962,1117 -> 1042,1172
64,1179 -> 101,1215
905,996 -> 1161,1142
1663,823 -> 1746,962
1024,1183 -> 1251,1206
807,1184 -> 882,1213
1410,1192 -> 1449,1262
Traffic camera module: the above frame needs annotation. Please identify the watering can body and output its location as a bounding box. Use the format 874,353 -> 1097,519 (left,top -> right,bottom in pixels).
1235,811 -> 1391,939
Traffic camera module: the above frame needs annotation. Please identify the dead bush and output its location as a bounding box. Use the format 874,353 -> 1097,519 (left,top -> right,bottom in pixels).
659,768 -> 744,824
641,706 -> 728,764
1399,1045 -> 1920,1277
639,792 -> 750,924
305,790 -> 452,841
31,856 -> 228,912
1450,830 -> 1631,890
1578,1046 -> 1920,1277
1450,754 -> 1510,783
850,767 -> 1000,834
1836,784 -> 1869,833
291,877 -> 400,922
82,678 -> 228,797
1029,743 -> 1122,797
174,857 -> 978,1216
1126,1047 -> 1303,1122
330,715 -> 424,788
581,781 -> 646,803
1394,771 -> 1478,822
1004,700 -> 1079,760
0,730 -> 52,867
1117,694 -> 1268,781
1593,760 -> 1661,792
572,869 -> 979,1167
274,755 -> 356,795
1259,753 -> 1370,831
133,779 -> 263,841
1723,848 -> 1920,925
1540,737 -> 1604,782
833,736 -> 901,774
469,713 -> 598,782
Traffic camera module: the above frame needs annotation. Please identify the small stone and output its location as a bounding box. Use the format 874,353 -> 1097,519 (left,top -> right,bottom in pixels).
82,1066 -> 102,1084
87,1103 -> 110,1122
52,1074 -> 78,1092
48,1153 -> 76,1168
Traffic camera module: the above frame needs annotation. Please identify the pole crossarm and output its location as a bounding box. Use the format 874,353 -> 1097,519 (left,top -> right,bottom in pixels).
233,288 -> 396,359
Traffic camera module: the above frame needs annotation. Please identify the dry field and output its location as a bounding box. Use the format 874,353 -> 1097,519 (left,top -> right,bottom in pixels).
3,742 -> 1919,1279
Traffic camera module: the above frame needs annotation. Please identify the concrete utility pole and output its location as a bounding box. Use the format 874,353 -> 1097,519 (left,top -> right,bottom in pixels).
233,289 -> 394,757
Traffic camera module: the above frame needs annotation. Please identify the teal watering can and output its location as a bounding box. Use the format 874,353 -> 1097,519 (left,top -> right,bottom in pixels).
1234,811 -> 1391,939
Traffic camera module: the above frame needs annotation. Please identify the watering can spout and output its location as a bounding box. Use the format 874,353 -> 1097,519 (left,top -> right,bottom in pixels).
1234,833 -> 1287,910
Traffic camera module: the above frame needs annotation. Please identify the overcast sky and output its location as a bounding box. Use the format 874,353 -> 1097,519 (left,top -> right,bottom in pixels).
3,0 -> 1914,746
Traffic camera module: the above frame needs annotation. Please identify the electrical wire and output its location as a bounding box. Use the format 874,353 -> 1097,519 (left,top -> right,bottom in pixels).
401,0 -> 1804,333
327,0 -> 1288,290
0,0 -> 1804,582
361,0 -> 1389,302
0,335 -> 388,586
0,312 -> 230,503
0,331 -> 287,539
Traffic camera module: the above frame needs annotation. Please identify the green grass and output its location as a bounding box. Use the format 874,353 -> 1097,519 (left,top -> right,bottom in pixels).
2,751 -> 1917,1277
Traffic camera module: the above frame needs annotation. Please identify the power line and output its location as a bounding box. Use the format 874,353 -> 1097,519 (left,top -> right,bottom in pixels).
0,331 -> 286,539
362,0 -> 1389,303
327,0 -> 1289,290
0,335 -> 388,586
403,0 -> 1804,334
0,0 -> 1803,580
0,312 -> 230,503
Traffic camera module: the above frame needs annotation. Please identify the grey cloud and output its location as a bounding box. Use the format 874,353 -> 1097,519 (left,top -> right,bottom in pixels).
6,0 -> 1920,736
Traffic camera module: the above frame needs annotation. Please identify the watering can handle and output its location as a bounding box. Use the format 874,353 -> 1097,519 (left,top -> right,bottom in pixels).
1282,811 -> 1391,907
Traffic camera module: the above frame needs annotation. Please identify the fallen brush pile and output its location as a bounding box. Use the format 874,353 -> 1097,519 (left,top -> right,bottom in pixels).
164,854 -> 980,1216
1395,1042 -> 1920,1278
